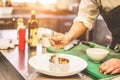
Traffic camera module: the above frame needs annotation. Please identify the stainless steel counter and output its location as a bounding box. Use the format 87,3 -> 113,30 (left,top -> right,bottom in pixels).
0,29 -> 92,80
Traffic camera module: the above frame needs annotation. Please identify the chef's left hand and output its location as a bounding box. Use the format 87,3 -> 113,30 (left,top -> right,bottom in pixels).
99,58 -> 120,74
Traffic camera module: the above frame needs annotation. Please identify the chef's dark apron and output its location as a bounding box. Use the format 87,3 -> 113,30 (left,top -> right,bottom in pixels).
100,4 -> 120,52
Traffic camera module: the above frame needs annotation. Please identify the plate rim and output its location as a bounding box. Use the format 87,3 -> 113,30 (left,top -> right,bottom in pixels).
29,53 -> 88,77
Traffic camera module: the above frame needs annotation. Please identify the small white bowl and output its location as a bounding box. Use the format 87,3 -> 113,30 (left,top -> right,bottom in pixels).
86,48 -> 109,63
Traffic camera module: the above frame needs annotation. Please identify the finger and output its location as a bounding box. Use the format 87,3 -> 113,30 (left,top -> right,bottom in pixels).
99,60 -> 115,72
51,32 -> 64,41
53,45 -> 58,50
99,66 -> 108,73
51,36 -> 63,41
99,63 -> 107,69
49,38 -> 55,46
55,46 -> 63,50
53,32 -> 63,36
103,67 -> 115,74
99,63 -> 110,73
54,44 -> 64,50
57,45 -> 65,49
111,68 -> 120,74
100,59 -> 112,68
51,41 -> 55,46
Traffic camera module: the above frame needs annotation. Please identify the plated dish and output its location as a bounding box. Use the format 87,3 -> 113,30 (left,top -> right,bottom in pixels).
29,53 -> 88,77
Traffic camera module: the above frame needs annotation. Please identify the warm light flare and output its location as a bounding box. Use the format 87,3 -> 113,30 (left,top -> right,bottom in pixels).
3,0 -> 57,4
39,0 -> 57,4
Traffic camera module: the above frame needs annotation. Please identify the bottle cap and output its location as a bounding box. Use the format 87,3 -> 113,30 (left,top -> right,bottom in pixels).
17,18 -> 23,25
17,18 -> 25,29
17,18 -> 23,23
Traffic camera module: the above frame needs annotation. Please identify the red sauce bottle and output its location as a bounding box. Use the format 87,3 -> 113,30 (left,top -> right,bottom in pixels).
18,18 -> 26,51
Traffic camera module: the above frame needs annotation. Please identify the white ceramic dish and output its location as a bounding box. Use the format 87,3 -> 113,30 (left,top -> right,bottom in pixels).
86,48 -> 109,63
29,53 -> 88,77
0,38 -> 17,49
0,7 -> 13,15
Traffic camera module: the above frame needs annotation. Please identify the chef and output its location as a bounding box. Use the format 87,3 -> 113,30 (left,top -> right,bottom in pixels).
50,0 -> 120,74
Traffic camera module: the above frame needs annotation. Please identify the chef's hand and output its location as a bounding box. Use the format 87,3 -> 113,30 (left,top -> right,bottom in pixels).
49,32 -> 72,50
99,58 -> 120,74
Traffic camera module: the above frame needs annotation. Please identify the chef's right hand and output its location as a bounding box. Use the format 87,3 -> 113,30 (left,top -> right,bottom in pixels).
49,32 -> 72,50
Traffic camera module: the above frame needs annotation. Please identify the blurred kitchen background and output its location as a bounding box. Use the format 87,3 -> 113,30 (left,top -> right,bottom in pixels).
0,0 -> 111,47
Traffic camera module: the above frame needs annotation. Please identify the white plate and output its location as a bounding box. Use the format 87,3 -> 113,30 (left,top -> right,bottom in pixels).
29,53 -> 88,77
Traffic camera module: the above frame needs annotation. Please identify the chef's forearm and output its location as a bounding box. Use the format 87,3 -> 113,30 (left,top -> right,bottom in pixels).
66,22 -> 87,41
